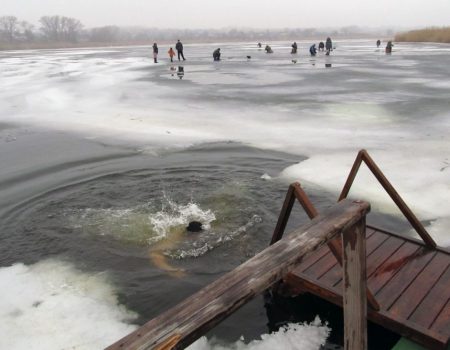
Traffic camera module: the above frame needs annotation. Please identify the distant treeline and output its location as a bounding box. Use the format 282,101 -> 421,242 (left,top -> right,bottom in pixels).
0,14 -> 390,50
395,27 -> 450,43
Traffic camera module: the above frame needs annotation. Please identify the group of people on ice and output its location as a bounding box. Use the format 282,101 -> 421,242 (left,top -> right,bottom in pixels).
152,39 -> 186,63
152,37 -> 395,64
261,37 -> 334,57
309,37 -> 333,56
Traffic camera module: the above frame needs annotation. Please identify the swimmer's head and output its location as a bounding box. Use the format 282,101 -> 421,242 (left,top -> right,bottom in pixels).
186,221 -> 203,233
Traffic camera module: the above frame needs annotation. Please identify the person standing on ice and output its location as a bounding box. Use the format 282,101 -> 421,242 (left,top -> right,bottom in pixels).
213,48 -> 221,61
377,39 -> 381,48
168,47 -> 175,62
175,39 -> 186,61
152,43 -> 159,63
325,37 -> 333,55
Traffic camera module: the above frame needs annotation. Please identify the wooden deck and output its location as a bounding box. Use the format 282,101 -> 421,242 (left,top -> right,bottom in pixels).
282,225 -> 450,350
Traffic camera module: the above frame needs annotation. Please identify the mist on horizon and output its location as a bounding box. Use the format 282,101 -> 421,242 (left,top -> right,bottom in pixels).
2,0 -> 450,29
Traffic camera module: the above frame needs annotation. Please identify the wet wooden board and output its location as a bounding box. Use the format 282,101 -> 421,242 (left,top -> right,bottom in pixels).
283,225 -> 450,350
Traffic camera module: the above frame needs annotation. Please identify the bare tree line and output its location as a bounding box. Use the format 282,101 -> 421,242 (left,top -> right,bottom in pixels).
0,15 -> 83,43
1,14 -> 390,48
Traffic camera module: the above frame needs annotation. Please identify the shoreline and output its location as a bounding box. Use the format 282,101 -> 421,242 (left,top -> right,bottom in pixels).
0,35 -> 386,51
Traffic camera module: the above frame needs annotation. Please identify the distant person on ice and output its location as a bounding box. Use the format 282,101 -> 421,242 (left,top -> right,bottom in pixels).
213,48 -> 221,61
377,39 -> 381,48
385,41 -> 393,54
168,47 -> 175,62
257,42 -> 262,48
291,42 -> 298,54
265,45 -> 273,53
309,44 -> 317,56
152,43 -> 159,63
318,42 -> 325,51
325,37 -> 333,55
176,39 -> 186,61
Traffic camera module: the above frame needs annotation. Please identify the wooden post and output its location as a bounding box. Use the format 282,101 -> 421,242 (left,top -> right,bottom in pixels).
342,214 -> 368,350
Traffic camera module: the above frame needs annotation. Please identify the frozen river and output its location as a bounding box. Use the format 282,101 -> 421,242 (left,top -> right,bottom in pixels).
0,40 -> 449,349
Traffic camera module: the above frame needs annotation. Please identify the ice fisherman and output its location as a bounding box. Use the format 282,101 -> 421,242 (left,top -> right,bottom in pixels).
176,39 -> 186,61
325,37 -> 333,55
309,44 -> 317,56
150,221 -> 204,278
168,47 -> 175,62
257,42 -> 262,48
318,42 -> 325,51
291,42 -> 298,54
152,43 -> 158,63
213,48 -> 221,61
385,41 -> 394,54
377,39 -> 381,48
265,45 -> 273,53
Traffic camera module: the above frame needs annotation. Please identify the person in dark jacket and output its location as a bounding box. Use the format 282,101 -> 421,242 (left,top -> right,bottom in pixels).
265,45 -> 273,53
175,40 -> 186,61
376,39 -> 381,48
325,37 -> 332,55
318,42 -> 325,51
152,43 -> 158,63
385,41 -> 394,54
291,42 -> 298,54
213,48 -> 221,61
309,44 -> 317,56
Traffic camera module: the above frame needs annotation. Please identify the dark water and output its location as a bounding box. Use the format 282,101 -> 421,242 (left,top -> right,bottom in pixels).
0,132 -> 319,339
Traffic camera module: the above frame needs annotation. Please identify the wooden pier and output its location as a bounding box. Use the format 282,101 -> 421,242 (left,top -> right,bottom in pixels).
282,225 -> 450,350
271,150 -> 449,350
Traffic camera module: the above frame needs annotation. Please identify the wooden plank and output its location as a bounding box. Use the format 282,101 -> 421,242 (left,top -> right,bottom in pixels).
297,244 -> 331,272
319,230 -> 389,287
367,225 -> 450,255
334,237 -> 408,292
342,217 -> 368,350
409,265 -> 450,328
375,310 -> 449,350
389,254 -> 450,318
367,243 -> 421,294
430,299 -> 450,337
302,249 -> 338,279
106,199 -> 370,350
375,249 -> 436,308
283,273 -> 449,350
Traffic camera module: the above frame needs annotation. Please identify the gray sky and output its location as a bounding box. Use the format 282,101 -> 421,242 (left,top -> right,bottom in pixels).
2,0 -> 450,29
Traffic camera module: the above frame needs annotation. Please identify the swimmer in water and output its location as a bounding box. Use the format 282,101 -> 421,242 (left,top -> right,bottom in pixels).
149,221 -> 203,278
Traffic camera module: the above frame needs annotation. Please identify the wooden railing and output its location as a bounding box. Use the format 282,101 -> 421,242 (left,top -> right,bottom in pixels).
106,199 -> 370,350
339,149 -> 436,248
271,182 -> 380,311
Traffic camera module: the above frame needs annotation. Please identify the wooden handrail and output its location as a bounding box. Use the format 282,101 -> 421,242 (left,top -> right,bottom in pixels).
107,199 -> 370,350
270,182 -> 380,311
339,149 -> 436,248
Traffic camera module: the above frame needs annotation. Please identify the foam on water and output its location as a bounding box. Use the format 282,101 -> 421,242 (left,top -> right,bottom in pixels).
188,317 -> 329,350
0,260 -> 137,350
149,198 -> 216,243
